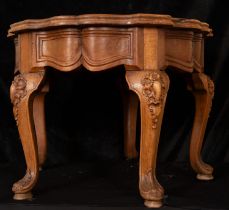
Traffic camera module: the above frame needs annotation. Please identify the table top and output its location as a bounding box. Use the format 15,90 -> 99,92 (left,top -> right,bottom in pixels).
8,13 -> 212,37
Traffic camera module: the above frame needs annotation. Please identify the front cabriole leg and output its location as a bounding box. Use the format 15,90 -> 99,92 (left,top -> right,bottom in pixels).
125,70 -> 170,208
187,72 -> 214,180
10,71 -> 46,200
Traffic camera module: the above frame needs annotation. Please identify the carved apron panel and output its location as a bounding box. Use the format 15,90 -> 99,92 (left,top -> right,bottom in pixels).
34,29 -> 81,70
82,28 -> 137,70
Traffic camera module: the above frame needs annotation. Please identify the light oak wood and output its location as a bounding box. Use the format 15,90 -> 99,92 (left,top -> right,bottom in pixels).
8,14 -> 214,207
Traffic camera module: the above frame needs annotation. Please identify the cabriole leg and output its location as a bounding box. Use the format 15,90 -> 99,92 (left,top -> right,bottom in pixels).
10,71 -> 46,200
33,83 -> 49,170
123,91 -> 139,159
187,73 -> 214,180
125,70 -> 170,208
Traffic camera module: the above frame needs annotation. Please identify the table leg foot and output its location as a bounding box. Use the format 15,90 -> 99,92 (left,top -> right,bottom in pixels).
197,173 -> 214,181
144,200 -> 162,208
14,192 -> 33,201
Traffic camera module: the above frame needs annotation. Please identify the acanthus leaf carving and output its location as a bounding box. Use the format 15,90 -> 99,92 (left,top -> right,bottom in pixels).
141,72 -> 166,129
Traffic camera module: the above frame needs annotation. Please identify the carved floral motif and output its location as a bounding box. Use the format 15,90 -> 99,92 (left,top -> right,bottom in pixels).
12,169 -> 32,192
206,77 -> 214,120
207,77 -> 214,98
10,74 -> 27,125
141,72 -> 166,129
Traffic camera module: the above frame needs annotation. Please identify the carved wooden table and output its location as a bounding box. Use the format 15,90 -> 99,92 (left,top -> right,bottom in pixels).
8,14 -> 214,208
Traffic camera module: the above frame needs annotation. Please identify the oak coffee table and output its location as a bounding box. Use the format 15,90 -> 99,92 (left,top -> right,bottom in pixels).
8,14 -> 214,208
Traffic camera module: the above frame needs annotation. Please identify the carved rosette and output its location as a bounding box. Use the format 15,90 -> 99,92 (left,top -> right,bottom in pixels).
141,72 -> 166,129
12,169 -> 32,192
10,74 -> 27,125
